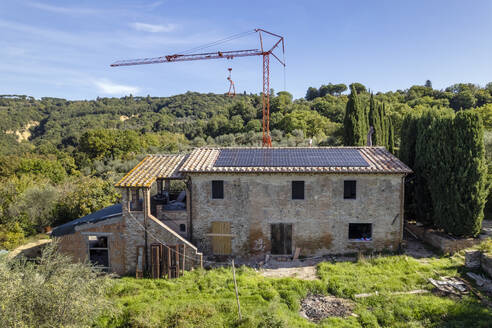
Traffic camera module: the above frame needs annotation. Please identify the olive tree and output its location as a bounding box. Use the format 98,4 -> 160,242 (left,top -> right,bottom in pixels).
0,241 -> 115,327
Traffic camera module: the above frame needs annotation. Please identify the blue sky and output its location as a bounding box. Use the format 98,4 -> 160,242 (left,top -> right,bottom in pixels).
1,0 -> 491,100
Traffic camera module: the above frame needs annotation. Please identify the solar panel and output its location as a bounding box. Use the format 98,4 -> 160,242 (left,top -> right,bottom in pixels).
214,148 -> 369,167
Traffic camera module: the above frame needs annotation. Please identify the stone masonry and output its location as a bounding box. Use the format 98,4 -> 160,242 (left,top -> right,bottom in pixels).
57,216 -> 127,275
190,173 -> 405,258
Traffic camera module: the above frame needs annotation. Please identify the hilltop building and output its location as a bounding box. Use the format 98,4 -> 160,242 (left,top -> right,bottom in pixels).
52,147 -> 411,275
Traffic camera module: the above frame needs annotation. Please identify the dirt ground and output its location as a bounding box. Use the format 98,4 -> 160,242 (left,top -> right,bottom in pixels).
8,239 -> 51,259
403,231 -> 437,258
300,294 -> 355,322
261,265 -> 318,280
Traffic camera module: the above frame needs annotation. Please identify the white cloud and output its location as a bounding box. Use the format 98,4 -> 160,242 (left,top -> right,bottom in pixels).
26,1 -> 100,15
93,79 -> 140,95
131,22 -> 177,33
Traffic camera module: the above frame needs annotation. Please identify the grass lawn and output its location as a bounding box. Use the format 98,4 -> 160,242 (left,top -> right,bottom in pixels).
97,255 -> 491,328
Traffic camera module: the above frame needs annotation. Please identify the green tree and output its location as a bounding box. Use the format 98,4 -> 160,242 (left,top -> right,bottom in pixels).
310,95 -> 347,123
305,87 -> 319,101
368,94 -> 382,145
331,83 -> 348,95
53,177 -> 120,226
451,89 -> 476,110
388,118 -> 395,153
435,111 -> 487,236
413,109 -> 444,224
0,242 -> 114,327
280,110 -> 338,138
349,82 -> 367,94
401,109 -> 487,236
473,104 -> 492,129
246,119 -> 262,132
343,85 -> 367,146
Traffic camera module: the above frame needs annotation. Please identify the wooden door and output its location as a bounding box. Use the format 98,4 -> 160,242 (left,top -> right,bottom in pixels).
211,221 -> 232,255
271,223 -> 292,255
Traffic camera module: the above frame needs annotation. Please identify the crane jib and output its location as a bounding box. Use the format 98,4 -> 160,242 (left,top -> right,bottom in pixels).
110,28 -> 285,147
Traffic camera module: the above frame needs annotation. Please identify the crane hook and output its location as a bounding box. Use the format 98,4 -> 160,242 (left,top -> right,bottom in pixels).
226,68 -> 235,97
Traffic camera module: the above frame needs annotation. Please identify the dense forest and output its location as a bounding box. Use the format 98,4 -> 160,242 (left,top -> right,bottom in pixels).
1,81 -> 492,249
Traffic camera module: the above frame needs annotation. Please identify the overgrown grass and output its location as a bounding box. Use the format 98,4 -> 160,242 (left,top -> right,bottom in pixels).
318,255 -> 460,298
97,255 -> 491,328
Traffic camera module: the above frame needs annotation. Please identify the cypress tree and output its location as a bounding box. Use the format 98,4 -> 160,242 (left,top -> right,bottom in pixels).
425,111 -> 458,232
368,94 -> 382,145
400,108 -> 487,236
343,85 -> 367,146
388,118 -> 395,154
434,111 -> 487,236
379,103 -> 388,147
414,109 -> 441,224
399,111 -> 421,219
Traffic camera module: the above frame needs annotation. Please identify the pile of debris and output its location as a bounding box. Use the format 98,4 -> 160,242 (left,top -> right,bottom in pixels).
466,272 -> 492,293
428,277 -> 468,296
300,294 -> 354,322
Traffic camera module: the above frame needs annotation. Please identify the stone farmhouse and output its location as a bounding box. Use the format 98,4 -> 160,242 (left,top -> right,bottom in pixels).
52,147 -> 412,275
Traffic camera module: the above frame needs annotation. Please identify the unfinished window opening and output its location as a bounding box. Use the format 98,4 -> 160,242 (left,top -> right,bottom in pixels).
179,224 -> 186,232
348,223 -> 372,241
88,236 -> 109,269
344,180 -> 357,199
212,180 -> 224,199
291,181 -> 305,200
130,188 -> 143,211
271,223 -> 292,255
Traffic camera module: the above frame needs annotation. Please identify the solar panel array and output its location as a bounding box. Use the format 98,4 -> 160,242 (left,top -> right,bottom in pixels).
214,148 -> 369,167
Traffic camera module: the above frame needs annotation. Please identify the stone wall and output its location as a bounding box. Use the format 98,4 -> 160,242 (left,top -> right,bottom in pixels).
405,222 -> 480,254
156,206 -> 188,237
121,189 -> 202,274
481,253 -> 492,278
190,173 -> 404,258
122,211 -> 202,273
56,216 -> 127,275
56,188 -> 202,276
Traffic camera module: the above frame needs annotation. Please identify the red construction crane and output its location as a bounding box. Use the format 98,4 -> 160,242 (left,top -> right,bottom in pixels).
110,28 -> 285,147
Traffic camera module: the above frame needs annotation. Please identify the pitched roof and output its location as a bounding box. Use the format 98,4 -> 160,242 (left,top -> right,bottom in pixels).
51,204 -> 122,237
115,154 -> 187,188
180,147 -> 412,174
115,147 -> 411,188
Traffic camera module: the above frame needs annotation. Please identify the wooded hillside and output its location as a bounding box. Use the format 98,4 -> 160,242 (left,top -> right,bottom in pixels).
1,81 -> 492,248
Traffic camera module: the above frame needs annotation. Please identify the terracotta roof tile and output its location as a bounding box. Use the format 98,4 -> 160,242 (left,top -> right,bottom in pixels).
115,154 -> 187,188
117,147 -> 411,188
180,147 -> 412,175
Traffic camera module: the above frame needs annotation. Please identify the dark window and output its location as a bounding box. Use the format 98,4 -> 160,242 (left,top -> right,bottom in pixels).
348,223 -> 372,241
179,224 -> 186,232
88,236 -> 109,268
292,181 -> 305,200
212,180 -> 224,199
344,180 -> 357,199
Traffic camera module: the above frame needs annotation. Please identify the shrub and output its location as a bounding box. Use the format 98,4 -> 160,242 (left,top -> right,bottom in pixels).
0,241 -> 114,327
0,222 -> 25,250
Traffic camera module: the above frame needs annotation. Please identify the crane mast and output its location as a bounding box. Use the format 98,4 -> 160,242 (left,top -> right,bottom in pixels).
110,28 -> 285,147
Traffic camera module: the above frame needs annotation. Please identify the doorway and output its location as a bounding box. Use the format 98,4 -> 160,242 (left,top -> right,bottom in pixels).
270,223 -> 292,255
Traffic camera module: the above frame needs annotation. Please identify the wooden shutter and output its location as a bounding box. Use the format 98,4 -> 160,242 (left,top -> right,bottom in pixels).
211,221 -> 232,255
